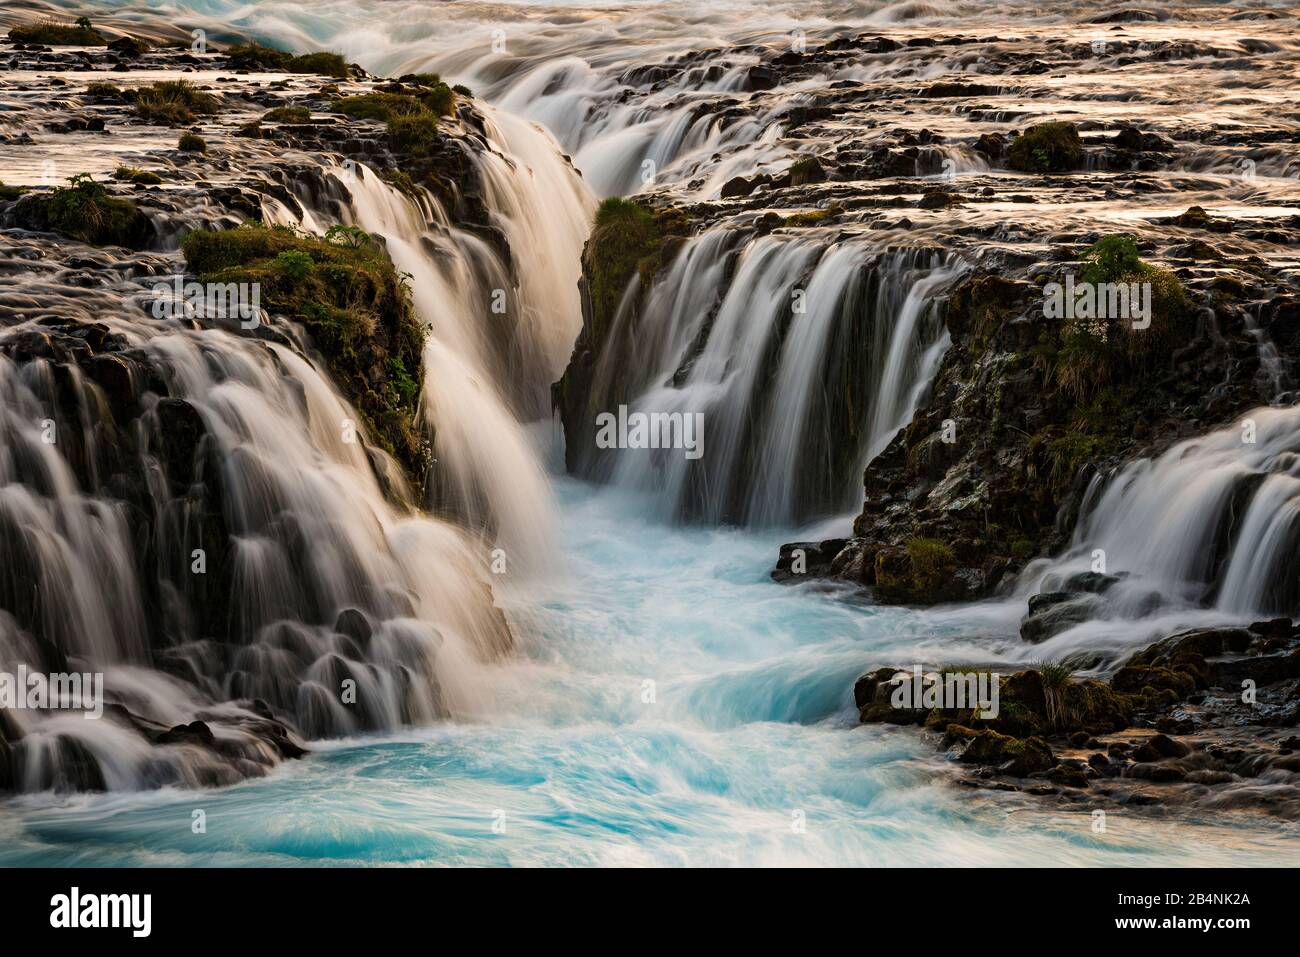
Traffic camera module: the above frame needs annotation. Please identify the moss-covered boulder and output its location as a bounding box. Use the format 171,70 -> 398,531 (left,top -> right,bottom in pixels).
552,197 -> 686,473
13,174 -> 155,248
873,537 -> 961,603
1008,121 -> 1083,173
182,222 -> 429,484
8,19 -> 106,46
225,42 -> 349,79
944,725 -> 1055,776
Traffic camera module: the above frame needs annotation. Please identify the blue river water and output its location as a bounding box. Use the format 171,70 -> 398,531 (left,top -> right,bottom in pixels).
1,480 -> 1295,866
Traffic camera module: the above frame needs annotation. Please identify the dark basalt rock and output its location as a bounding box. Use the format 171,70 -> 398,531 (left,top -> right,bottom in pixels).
156,720 -> 217,747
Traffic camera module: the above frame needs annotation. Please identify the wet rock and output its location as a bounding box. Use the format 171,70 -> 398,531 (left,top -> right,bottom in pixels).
334,608 -> 374,648
155,720 -> 217,747
745,65 -> 779,91
946,725 -> 1055,776
1042,763 -> 1088,788
1020,594 -> 1099,643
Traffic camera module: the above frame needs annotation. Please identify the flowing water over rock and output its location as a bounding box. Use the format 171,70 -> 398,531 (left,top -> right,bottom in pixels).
1,0 -> 1299,865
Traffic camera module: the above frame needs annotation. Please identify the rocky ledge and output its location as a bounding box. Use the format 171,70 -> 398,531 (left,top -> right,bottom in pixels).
854,617 -> 1300,816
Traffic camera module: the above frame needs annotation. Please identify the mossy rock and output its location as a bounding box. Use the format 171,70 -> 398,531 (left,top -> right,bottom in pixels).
13,174 -> 154,248
225,43 -> 349,79
181,222 -> 428,483
1111,664 -> 1197,698
874,537 -> 960,603
262,106 -> 311,124
1008,121 -> 1082,173
178,132 -> 207,153
113,166 -> 163,186
945,725 -> 1055,776
332,93 -> 445,154
8,20 -> 106,46
585,197 -> 665,345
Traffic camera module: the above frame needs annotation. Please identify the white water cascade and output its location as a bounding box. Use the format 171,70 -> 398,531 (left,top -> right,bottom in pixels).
0,98 -> 594,794
1002,405 -> 1300,667
581,229 -> 966,526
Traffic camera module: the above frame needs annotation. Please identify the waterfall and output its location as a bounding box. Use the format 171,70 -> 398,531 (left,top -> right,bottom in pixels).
324,110 -> 593,568
579,230 -> 966,526
0,100 -> 593,794
1016,406 -> 1300,648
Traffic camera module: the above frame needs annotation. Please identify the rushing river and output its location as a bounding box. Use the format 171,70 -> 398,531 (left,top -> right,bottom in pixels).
1,0 -> 1299,865
3,476 -> 1297,866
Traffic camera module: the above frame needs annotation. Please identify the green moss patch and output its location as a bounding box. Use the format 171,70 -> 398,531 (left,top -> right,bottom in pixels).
0,182 -> 28,201
1008,121 -> 1082,173
586,197 -> 665,343
113,166 -> 163,186
181,222 -> 429,480
178,132 -> 207,153
225,42 -> 349,79
8,19 -> 106,46
331,86 -> 456,153
13,174 -> 154,247
262,106 -> 311,123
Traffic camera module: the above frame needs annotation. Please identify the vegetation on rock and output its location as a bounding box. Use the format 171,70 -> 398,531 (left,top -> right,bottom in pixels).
262,106 -> 312,123
113,166 -> 163,186
13,174 -> 154,247
178,132 -> 208,153
1008,121 -> 1082,173
225,42 -> 349,79
181,222 -> 429,481
133,80 -> 221,126
7,18 -> 106,46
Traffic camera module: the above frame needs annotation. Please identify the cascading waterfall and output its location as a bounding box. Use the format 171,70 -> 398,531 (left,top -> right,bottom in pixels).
317,112 -> 593,567
0,95 -> 593,794
584,229 -> 966,526
0,300 -> 513,790
1011,405 -> 1300,662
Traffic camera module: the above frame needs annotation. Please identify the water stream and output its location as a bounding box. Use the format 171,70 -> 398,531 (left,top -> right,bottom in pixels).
1,0 -> 1299,865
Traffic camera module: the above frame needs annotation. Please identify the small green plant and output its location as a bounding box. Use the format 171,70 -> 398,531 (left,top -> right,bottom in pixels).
387,113 -> 439,155
788,155 -> 826,187
420,81 -> 457,117
324,224 -> 374,250
0,181 -> 28,201
85,82 -> 122,99
273,249 -> 314,280
1036,662 -> 1073,731
178,131 -> 207,153
1047,235 -> 1192,403
14,173 -> 152,246
134,80 -> 221,126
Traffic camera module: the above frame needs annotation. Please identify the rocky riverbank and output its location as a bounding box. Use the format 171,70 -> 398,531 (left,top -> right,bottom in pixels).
854,617 -> 1300,816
